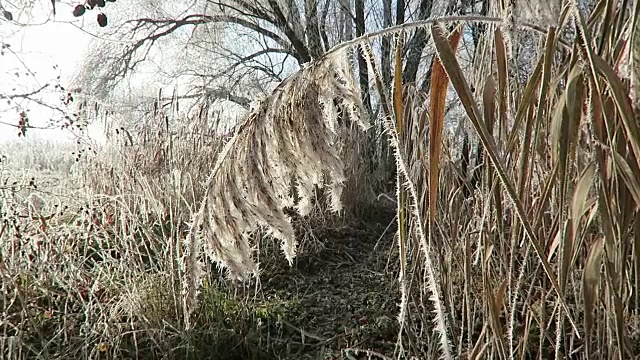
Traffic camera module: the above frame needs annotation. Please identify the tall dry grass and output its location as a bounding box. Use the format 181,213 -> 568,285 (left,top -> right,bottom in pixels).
0,85 -> 374,359
2,0 -> 639,359
183,1 -> 640,359
0,99 -> 265,358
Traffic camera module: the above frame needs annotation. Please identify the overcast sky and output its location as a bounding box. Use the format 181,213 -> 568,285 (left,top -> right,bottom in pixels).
0,1 -> 96,143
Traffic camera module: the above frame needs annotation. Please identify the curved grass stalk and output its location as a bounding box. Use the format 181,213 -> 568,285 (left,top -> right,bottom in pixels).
383,116 -> 453,359
182,7 -> 570,347
392,33 -> 411,356
320,15 -> 568,64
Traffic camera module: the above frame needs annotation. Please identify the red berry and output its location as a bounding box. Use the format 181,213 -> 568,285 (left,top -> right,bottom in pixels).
72,5 -> 85,17
97,13 -> 107,27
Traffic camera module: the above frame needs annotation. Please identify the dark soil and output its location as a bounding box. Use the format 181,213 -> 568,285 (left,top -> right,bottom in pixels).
243,208 -> 402,359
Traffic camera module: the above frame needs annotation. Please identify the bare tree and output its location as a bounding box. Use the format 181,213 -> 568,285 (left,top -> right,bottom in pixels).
0,39 -> 75,137
74,0 -> 341,106
74,1 -> 481,115
0,0 -> 99,138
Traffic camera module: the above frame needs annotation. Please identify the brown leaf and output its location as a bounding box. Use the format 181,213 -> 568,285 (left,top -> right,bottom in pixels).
428,25 -> 461,225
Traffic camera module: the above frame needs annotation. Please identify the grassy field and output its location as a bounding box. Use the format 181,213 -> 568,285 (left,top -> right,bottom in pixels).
0,136 -> 402,360
2,2 -> 640,359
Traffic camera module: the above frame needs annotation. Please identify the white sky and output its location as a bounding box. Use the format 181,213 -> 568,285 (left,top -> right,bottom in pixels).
0,1 -> 98,143
0,0 -> 465,145
0,0 -> 254,145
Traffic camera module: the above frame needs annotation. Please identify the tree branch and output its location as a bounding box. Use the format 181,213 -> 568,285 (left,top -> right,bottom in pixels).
88,12 -> 303,93
266,0 -> 313,62
0,84 -> 50,100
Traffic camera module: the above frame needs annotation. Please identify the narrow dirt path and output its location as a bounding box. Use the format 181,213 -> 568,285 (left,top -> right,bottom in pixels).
256,214 -> 401,359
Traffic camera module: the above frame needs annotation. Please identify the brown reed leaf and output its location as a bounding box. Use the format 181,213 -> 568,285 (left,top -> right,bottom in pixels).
429,25 -> 461,226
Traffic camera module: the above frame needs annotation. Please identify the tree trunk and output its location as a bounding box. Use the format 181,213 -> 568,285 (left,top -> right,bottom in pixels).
381,0 -> 392,87
355,0 -> 372,115
402,0 -> 434,83
305,0 -> 323,58
396,0 -> 405,25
